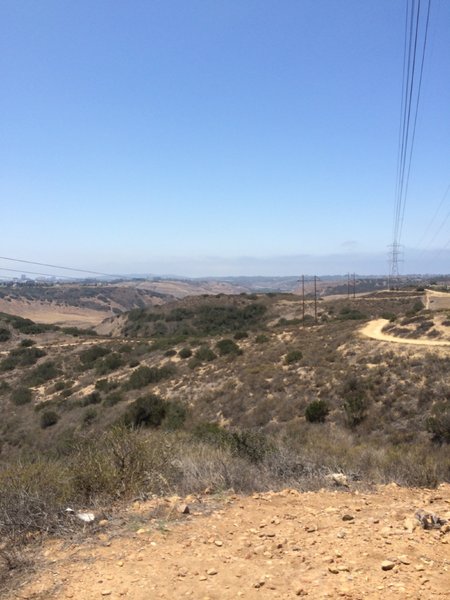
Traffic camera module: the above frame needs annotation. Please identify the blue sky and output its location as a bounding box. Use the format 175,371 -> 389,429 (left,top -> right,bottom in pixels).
1,0 -> 449,277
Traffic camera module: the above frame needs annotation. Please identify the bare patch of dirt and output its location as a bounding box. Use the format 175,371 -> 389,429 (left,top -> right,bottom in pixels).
10,484 -> 450,599
0,298 -> 106,328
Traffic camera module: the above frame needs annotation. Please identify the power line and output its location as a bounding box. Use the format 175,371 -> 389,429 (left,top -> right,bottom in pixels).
416,182 -> 450,249
0,266 -> 81,280
398,0 -> 432,243
0,256 -> 122,278
390,0 -> 431,278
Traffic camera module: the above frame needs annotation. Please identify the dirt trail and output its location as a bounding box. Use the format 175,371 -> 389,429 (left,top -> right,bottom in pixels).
360,319 -> 450,347
12,485 -> 450,599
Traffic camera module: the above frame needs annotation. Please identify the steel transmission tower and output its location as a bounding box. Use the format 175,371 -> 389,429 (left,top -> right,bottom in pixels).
388,243 -> 403,289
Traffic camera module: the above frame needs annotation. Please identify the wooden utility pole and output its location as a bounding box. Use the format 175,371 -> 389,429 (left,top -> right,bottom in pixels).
353,273 -> 356,299
314,275 -> 318,323
347,273 -> 350,299
302,275 -> 305,323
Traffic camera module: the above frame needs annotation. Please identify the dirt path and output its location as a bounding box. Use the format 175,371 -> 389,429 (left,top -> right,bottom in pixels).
360,319 -> 450,347
12,485 -> 450,599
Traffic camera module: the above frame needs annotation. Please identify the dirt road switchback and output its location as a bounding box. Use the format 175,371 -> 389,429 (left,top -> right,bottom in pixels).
360,319 -> 450,347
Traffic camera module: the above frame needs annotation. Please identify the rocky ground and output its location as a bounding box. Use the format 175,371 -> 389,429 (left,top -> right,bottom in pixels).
10,484 -> 450,600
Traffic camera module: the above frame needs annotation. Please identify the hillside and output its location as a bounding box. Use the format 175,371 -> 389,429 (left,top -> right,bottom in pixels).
0,283 -> 170,328
1,289 -> 450,596
0,290 -> 449,458
0,276 -> 427,329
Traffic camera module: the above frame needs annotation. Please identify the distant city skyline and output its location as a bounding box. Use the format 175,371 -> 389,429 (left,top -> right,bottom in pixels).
1,1 -> 449,277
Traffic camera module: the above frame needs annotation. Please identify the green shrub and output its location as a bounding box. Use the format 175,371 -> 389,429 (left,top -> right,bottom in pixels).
164,349 -> 177,357
343,394 -> 368,428
83,407 -> 97,425
95,378 -> 118,392
118,343 -> 132,353
178,347 -> 192,359
338,306 -> 367,320
10,346 -> 46,366
99,352 -> 123,372
216,338 -> 242,356
381,312 -> 396,322
40,410 -> 59,428
426,402 -> 450,443
10,387 -> 33,406
254,334 -> 269,344
79,345 -> 111,367
0,459 -> 73,537
0,380 -> 11,395
61,326 -> 97,337
126,364 -> 176,389
163,401 -> 187,430
6,315 -> 56,335
413,300 -> 424,312
305,400 -> 329,423
103,391 -> 123,407
192,423 -> 270,463
96,352 -> 123,375
285,350 -> 303,365
194,346 -> 217,362
192,422 -> 232,447
69,426 -> 176,501
192,303 -> 267,335
26,361 -> 59,386
19,338 -> 35,347
231,429 -> 270,463
234,331 -> 248,340
0,327 -> 11,342
187,357 -> 202,370
0,355 -> 19,372
123,394 -> 167,428
81,391 -> 102,406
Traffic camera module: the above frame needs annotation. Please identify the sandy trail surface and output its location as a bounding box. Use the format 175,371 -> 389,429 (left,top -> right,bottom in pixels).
360,319 -> 450,347
13,484 -> 450,599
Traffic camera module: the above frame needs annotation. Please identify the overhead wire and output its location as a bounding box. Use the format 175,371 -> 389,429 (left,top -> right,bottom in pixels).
398,0 -> 432,242
390,0 -> 431,275
0,266 -> 81,280
416,182 -> 450,248
0,256 -> 122,279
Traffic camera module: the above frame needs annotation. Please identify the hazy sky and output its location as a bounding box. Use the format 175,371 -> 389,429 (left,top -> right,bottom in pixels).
1,1 -> 449,277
